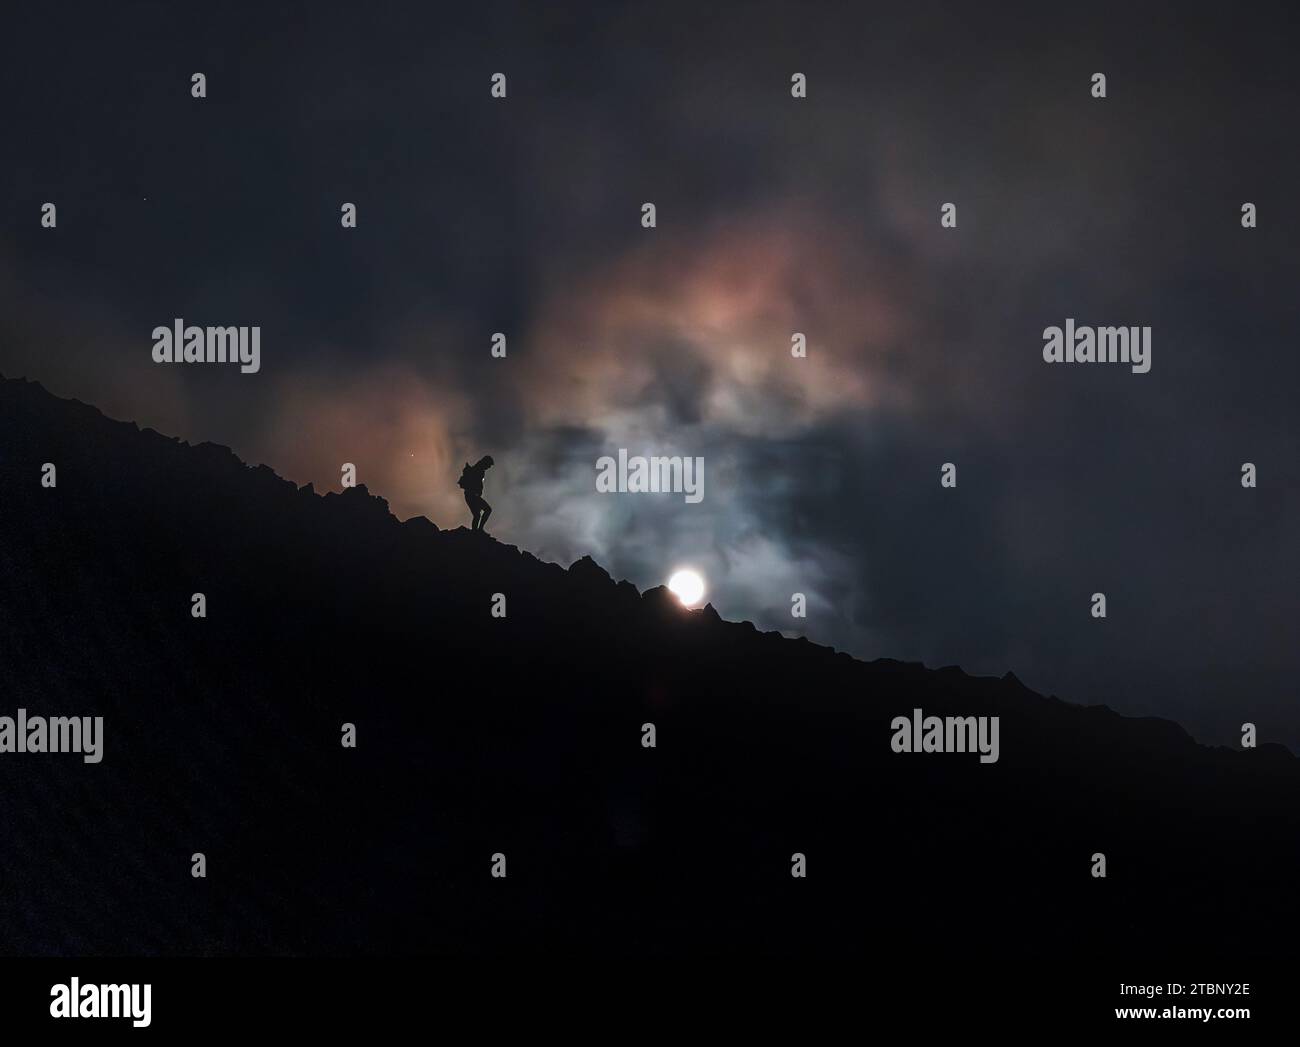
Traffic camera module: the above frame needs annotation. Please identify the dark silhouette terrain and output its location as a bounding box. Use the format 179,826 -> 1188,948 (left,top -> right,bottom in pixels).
1,373 -> 1297,966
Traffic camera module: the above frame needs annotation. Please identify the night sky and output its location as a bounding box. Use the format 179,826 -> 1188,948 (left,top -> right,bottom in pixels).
4,2 -> 1299,748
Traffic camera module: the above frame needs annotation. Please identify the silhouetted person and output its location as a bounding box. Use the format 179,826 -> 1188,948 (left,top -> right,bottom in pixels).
457,455 -> 494,532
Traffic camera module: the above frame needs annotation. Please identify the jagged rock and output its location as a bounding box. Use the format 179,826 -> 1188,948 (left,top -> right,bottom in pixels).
568,555 -> 613,586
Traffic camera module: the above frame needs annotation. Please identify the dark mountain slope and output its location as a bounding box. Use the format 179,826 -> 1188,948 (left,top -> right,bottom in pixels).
0,374 -> 1296,961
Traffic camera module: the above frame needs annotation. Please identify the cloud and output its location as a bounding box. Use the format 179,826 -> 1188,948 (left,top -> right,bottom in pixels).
252,361 -> 473,523
512,205 -> 927,435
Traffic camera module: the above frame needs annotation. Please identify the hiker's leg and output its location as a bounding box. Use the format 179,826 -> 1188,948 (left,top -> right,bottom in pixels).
479,501 -> 492,531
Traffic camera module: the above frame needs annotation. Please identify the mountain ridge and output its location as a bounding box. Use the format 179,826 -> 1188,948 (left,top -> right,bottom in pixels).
1,372 -> 1297,960
0,372 -> 1266,759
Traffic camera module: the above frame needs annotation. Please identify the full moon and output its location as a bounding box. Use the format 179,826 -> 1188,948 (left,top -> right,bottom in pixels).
667,568 -> 706,607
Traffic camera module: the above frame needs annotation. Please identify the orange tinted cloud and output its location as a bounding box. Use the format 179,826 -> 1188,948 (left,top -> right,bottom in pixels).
514,205 -> 920,437
255,363 -> 471,523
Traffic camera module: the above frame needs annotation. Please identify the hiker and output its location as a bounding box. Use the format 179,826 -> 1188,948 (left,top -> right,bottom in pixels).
457,455 -> 495,532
